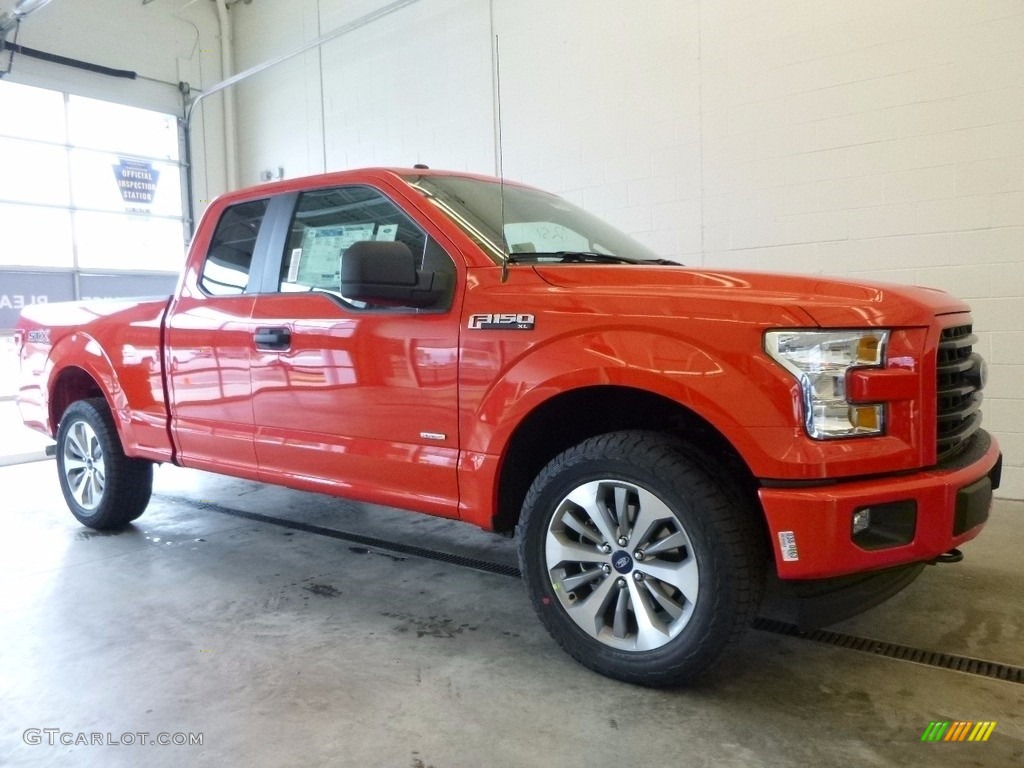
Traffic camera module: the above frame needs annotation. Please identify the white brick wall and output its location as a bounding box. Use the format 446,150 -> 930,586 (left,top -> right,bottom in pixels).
232,0 -> 1024,499
234,0 -> 492,183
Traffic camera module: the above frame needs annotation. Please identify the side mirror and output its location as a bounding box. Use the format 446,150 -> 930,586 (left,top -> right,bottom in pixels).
340,241 -> 450,308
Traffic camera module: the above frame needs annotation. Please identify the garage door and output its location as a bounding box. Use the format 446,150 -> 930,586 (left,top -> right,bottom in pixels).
0,79 -> 184,328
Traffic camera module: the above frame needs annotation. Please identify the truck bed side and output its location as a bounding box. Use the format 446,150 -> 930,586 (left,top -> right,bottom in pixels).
18,296 -> 176,463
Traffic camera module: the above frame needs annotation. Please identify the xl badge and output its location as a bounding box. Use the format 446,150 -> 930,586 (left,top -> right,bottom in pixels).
468,313 -> 535,331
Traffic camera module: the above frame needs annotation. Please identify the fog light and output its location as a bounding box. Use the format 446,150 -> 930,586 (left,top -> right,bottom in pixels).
851,501 -> 917,550
852,509 -> 871,535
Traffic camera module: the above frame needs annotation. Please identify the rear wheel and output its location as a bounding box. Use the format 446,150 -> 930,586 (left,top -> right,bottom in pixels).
56,398 -> 153,529
518,431 -> 763,686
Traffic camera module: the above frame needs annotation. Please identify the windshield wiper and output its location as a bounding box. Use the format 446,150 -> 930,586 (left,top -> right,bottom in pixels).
508,251 -> 638,264
507,251 -> 681,266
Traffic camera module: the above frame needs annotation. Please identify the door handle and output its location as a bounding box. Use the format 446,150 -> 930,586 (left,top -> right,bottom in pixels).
254,327 -> 291,350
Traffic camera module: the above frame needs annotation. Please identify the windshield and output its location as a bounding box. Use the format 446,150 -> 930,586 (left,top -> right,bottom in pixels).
402,174 -> 668,265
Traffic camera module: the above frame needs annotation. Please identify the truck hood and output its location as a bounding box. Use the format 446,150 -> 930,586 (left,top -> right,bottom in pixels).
531,266 -> 970,327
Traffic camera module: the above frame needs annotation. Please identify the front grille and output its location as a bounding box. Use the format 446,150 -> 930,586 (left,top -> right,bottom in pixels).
936,324 -> 983,462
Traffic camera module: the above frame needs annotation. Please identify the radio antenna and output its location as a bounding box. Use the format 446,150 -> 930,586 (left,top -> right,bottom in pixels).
493,32 -> 509,283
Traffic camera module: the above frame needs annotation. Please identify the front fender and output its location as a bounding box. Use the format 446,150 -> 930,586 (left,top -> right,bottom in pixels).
461,326 -> 793,474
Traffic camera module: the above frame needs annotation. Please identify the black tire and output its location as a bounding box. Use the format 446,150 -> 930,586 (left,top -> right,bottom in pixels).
55,397 -> 153,530
517,431 -> 764,686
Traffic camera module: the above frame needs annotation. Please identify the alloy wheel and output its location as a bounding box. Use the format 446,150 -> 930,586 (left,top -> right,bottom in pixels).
544,479 -> 699,652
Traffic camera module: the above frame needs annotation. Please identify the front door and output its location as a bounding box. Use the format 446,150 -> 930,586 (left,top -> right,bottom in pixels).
249,185 -> 461,516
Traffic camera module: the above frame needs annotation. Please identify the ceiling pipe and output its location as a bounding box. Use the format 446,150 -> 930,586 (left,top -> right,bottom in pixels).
181,0 -> 424,234
0,0 -> 55,39
185,0 -> 422,121
213,0 -> 238,191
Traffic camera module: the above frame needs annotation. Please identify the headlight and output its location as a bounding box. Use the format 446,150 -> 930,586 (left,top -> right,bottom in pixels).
765,330 -> 889,439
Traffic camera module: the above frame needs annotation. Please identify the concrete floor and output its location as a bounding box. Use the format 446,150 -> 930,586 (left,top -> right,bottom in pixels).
1,446 -> 1022,767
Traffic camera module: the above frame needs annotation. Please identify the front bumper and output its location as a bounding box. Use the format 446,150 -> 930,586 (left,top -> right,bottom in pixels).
759,430 -> 1002,580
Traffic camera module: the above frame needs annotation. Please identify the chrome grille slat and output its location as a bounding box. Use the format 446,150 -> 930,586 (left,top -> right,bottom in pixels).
937,333 -> 978,354
936,324 -> 982,462
938,383 -> 976,400
937,357 -> 978,376
938,412 -> 982,445
937,396 -> 982,422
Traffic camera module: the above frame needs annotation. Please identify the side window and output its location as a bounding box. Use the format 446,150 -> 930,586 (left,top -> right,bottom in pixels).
199,198 -> 269,296
278,186 -> 443,307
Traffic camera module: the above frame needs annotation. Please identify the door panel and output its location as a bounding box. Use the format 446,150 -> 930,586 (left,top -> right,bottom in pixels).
250,294 -> 460,515
166,294 -> 257,474
249,184 -> 461,515
165,197 -> 270,476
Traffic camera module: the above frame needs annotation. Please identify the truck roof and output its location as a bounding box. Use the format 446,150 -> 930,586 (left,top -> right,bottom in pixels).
216,167 -> 535,205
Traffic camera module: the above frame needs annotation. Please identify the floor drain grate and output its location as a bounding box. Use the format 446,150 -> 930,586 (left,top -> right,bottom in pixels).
753,617 -> 1024,685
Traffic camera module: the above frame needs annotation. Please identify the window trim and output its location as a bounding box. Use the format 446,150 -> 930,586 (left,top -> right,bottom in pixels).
249,193 -> 299,295
256,184 -> 458,314
195,195 -> 276,299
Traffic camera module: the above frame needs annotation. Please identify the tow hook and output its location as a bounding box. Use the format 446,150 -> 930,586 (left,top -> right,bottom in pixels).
931,548 -> 964,565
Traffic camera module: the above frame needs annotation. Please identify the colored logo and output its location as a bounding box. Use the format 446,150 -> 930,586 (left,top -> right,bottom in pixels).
611,551 -> 633,574
920,721 -> 996,742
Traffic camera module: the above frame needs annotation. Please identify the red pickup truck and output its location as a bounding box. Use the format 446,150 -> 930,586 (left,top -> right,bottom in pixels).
16,168 -> 1002,685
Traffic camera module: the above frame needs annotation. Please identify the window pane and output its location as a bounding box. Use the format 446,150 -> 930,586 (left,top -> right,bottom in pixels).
504,221 -> 591,254
0,204 -> 74,268
200,199 -> 269,295
75,212 -> 186,273
0,81 -> 66,143
0,138 -> 70,206
405,174 -> 663,264
70,150 -> 183,217
279,186 -> 426,294
67,95 -> 179,160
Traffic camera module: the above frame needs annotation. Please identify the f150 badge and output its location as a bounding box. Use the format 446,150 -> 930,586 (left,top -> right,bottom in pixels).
468,313 -> 535,330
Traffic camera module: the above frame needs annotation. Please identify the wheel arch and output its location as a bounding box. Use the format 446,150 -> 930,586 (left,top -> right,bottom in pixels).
492,384 -> 762,535
50,366 -> 107,433
45,332 -> 124,438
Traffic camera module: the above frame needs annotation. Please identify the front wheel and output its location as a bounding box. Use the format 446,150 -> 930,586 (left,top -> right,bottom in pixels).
517,431 -> 764,686
56,398 -> 153,529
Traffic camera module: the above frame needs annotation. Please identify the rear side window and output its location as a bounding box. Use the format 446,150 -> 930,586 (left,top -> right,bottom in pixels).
199,198 -> 269,295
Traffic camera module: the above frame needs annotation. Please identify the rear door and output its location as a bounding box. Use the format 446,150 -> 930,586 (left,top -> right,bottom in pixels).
248,184 -> 462,516
164,196 -> 283,477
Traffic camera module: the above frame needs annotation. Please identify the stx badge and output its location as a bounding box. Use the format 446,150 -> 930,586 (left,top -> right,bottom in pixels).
468,313 -> 535,330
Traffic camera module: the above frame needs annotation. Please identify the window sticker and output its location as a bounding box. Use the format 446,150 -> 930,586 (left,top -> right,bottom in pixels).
287,248 -> 302,283
504,221 -> 589,253
376,223 -> 398,241
296,223 -> 375,287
